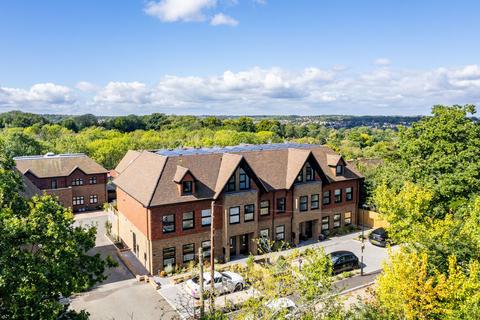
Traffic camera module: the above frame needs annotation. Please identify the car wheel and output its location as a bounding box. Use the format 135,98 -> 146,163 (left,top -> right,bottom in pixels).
234,283 -> 243,292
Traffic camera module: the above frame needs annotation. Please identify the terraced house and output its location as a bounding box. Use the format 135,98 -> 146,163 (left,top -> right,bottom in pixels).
15,153 -> 108,212
112,143 -> 363,274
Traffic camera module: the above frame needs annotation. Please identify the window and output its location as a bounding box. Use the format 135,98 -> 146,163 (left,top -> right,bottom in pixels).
71,178 -> 83,186
276,225 -> 285,241
51,179 -> 57,189
89,177 -> 97,185
322,216 -> 329,231
260,229 -> 269,239
336,165 -> 343,175
346,187 -> 353,201
306,163 -> 314,181
201,209 -> 211,227
182,181 -> 193,194
260,200 -> 270,215
244,204 -> 255,222
89,194 -> 98,204
299,196 -> 308,212
202,240 -> 211,257
183,243 -> 195,263
344,212 -> 352,225
333,214 -> 341,228
334,189 -> 342,203
277,197 -> 286,213
226,174 -> 236,192
239,168 -> 250,190
311,194 -> 319,209
229,206 -> 240,224
296,171 -> 303,183
72,196 -> 84,206
182,212 -> 194,230
162,214 -> 175,233
323,191 -> 331,205
163,247 -> 175,268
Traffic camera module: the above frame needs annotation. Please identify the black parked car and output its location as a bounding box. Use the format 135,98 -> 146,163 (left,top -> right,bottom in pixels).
368,227 -> 389,247
329,251 -> 359,274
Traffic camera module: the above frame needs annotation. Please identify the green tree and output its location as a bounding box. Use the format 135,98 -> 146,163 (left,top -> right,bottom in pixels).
0,130 -> 44,158
379,105 -> 480,214
0,155 -> 114,319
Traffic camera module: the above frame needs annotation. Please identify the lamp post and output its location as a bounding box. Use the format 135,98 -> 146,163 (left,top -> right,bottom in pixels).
361,204 -> 367,276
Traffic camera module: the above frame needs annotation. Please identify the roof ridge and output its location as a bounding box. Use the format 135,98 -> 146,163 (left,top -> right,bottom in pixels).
147,153 -> 169,207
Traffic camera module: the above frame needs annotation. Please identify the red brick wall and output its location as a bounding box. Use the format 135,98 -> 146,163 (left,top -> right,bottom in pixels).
116,188 -> 149,237
258,189 -> 293,221
322,180 -> 358,210
24,170 -> 107,212
149,199 -> 216,241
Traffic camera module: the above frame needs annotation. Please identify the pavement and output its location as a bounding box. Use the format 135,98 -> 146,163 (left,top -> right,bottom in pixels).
70,211 -> 177,320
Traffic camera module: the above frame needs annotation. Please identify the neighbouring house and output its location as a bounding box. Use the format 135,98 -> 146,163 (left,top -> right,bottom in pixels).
113,143 -> 364,274
15,153 -> 108,212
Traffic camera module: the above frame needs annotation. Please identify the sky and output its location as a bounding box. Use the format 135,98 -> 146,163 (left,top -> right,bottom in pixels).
1,0 -> 480,116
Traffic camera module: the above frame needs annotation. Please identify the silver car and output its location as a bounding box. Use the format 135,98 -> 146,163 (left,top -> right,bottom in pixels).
186,271 -> 245,299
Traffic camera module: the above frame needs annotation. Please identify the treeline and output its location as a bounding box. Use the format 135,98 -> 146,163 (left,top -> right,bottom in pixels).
0,111 -> 397,169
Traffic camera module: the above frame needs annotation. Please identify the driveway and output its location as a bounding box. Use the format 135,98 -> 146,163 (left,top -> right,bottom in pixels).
74,210 -> 133,284
71,211 -> 176,319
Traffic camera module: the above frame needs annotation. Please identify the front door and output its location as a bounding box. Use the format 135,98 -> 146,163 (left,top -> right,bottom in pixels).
230,236 -> 237,257
305,221 -> 313,238
240,234 -> 249,255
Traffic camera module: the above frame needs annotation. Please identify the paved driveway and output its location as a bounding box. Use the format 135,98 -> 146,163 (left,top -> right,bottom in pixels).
71,211 -> 176,319
74,210 -> 133,284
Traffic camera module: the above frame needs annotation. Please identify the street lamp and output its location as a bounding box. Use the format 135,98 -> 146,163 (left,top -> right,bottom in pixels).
361,204 -> 367,276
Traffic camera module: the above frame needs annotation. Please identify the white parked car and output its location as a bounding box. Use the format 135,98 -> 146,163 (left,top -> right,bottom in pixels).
186,271 -> 245,299
245,297 -> 298,320
265,298 -> 298,319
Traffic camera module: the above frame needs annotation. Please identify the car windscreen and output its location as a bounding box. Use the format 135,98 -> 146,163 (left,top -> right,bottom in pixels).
191,276 -> 200,284
220,272 -> 232,280
329,255 -> 339,264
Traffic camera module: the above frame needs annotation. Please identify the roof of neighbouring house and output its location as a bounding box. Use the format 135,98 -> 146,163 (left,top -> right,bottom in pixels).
113,143 -> 364,207
14,153 -> 108,178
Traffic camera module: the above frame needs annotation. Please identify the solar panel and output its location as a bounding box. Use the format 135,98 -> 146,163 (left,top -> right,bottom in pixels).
154,142 -> 318,157
13,153 -> 86,160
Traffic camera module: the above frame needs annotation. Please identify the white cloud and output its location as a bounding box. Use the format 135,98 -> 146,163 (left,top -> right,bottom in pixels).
373,58 -> 391,66
0,83 -> 74,106
75,81 -> 98,92
2,65 -> 480,115
144,0 -> 217,22
94,82 -> 153,104
210,13 -> 238,26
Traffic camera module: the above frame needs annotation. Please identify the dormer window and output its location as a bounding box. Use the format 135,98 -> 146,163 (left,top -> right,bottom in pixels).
296,171 -> 303,183
336,165 -> 343,176
239,168 -> 250,190
182,181 -> 193,194
306,163 -> 314,181
226,175 -> 236,192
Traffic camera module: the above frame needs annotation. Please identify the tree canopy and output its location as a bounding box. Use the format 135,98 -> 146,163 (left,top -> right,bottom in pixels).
0,154 -> 113,319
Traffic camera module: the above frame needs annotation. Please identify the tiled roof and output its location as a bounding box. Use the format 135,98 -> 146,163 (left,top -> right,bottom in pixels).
114,150 -> 142,174
114,143 -> 364,207
15,153 -> 107,178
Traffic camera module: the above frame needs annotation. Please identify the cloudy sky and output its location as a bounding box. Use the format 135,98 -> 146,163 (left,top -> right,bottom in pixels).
1,0 -> 480,116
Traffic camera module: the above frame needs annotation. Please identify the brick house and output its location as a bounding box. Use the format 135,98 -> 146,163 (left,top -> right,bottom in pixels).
15,153 -> 108,212
113,143 -> 363,274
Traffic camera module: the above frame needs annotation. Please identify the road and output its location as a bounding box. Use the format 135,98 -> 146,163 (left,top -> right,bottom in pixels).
70,211 -> 177,320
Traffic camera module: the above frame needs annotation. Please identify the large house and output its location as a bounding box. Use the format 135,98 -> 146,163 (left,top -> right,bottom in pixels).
113,143 -> 363,274
15,153 -> 108,212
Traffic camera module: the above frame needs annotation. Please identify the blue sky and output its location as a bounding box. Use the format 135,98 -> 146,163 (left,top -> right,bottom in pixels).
1,0 -> 480,116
